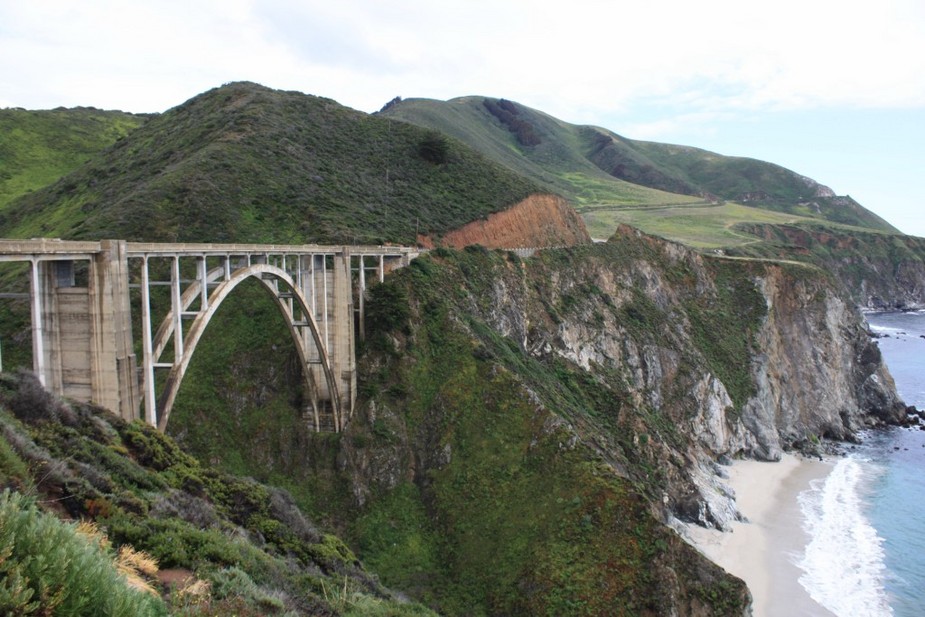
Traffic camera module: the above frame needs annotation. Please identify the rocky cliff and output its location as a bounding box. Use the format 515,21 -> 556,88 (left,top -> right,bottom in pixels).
313,226 -> 904,613
417,193 -> 591,249
407,226 -> 904,529
734,223 -> 925,309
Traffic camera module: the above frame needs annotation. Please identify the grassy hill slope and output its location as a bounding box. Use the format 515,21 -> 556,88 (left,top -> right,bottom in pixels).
0,107 -> 146,211
380,96 -> 897,241
380,96 -> 697,210
586,130 -> 897,229
0,83 -> 541,245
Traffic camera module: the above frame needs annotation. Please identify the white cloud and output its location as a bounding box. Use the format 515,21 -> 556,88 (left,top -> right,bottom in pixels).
4,0 -> 924,114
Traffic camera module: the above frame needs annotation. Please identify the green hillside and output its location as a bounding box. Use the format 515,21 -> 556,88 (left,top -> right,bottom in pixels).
0,370 -> 434,616
0,83 -> 540,245
586,131 -> 897,229
380,96 -> 697,210
380,96 -> 898,241
0,107 -> 146,211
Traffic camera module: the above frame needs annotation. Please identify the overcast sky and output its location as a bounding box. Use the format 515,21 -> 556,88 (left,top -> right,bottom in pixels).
3,0 -> 925,236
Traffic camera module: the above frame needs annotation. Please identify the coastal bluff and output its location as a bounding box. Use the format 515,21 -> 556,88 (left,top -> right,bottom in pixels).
271,224 -> 905,613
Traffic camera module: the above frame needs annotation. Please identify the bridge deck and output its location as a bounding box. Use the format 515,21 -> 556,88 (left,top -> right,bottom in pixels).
0,239 -> 419,260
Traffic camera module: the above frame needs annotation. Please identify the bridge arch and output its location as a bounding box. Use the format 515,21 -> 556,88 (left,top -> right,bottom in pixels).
155,263 -> 340,432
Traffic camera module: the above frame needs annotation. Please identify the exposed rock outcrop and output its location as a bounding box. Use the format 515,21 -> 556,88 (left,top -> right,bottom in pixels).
356,225 -> 904,535
418,193 -> 591,249
740,266 -> 904,461
735,223 -> 925,309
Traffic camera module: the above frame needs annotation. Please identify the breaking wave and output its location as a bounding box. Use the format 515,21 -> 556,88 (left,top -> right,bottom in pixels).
797,457 -> 892,616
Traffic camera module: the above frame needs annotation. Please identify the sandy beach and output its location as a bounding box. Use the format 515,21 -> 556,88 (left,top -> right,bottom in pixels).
683,454 -> 836,617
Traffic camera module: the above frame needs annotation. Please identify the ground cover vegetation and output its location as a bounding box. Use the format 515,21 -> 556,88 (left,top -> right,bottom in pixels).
0,369 -> 435,616
0,106 -> 146,213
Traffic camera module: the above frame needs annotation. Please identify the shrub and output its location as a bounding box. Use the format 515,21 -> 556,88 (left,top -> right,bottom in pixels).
0,369 -> 76,426
417,131 -> 449,164
120,420 -> 198,472
0,489 -> 167,616
366,282 -> 411,335
0,431 -> 31,491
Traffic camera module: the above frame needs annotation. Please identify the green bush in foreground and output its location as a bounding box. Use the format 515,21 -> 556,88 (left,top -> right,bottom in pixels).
0,489 -> 168,616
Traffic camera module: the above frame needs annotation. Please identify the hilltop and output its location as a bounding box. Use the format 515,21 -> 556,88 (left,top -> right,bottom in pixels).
0,83 -> 542,245
379,96 -> 698,213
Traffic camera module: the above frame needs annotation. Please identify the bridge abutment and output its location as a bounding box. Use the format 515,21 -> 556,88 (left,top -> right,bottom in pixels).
27,241 -> 139,420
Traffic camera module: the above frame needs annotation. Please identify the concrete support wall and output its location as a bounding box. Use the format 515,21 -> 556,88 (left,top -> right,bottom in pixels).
34,261 -> 63,395
28,242 -> 139,421
331,251 -> 356,426
55,287 -> 92,401
91,241 -> 139,420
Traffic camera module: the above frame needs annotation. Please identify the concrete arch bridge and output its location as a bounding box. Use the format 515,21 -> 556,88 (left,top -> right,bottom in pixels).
0,239 -> 419,432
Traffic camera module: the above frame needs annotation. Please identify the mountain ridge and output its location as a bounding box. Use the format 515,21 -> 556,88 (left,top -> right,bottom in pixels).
0,84 -> 901,250
0,83 -> 541,245
381,95 -> 897,235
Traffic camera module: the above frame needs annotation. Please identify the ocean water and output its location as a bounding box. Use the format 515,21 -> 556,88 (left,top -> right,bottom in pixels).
796,311 -> 925,616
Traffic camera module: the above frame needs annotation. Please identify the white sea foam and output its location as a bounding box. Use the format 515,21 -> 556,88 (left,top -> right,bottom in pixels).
797,457 -> 893,616
868,324 -> 907,336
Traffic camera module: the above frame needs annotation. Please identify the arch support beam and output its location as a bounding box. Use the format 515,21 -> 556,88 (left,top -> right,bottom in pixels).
145,263 -> 339,432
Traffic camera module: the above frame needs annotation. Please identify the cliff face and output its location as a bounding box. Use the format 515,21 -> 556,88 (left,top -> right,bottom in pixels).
480,225 -> 902,443
418,193 -> 591,249
326,227 -> 904,613
741,266 -> 903,460
439,226 -> 903,525
735,223 -> 925,309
